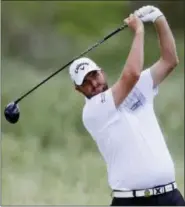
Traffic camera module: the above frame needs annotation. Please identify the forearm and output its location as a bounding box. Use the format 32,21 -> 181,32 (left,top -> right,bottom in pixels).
112,30 -> 144,107
154,16 -> 179,64
123,30 -> 144,77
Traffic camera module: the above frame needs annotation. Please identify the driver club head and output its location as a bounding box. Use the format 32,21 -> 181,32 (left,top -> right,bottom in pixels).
4,102 -> 20,124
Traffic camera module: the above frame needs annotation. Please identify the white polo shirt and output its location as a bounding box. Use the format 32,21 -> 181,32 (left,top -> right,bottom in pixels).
82,68 -> 175,191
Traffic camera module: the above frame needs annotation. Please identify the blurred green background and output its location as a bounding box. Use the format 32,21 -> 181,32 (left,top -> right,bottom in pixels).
1,1 -> 184,205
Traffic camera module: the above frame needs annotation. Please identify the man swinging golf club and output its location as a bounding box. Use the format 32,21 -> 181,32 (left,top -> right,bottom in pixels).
69,5 -> 184,206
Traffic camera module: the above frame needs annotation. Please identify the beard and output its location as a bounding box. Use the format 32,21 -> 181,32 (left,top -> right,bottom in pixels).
85,83 -> 108,99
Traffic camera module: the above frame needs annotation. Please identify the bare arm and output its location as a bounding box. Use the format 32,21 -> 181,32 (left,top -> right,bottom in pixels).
112,14 -> 144,107
150,16 -> 179,88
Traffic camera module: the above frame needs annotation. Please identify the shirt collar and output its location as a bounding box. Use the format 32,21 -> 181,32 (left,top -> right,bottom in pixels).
85,97 -> 89,103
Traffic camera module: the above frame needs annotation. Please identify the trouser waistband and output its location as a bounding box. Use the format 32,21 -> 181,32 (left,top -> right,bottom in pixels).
112,182 -> 177,198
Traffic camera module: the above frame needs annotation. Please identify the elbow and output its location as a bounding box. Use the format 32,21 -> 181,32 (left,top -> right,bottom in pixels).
123,69 -> 141,82
169,56 -> 179,69
122,63 -> 142,84
173,56 -> 179,67
132,71 -> 141,81
130,65 -> 141,80
163,55 -> 179,70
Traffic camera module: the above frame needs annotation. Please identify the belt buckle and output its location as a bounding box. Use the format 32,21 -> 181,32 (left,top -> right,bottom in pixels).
144,189 -> 151,197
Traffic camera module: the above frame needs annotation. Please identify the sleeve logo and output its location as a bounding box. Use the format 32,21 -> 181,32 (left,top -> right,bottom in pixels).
121,87 -> 146,112
101,93 -> 106,103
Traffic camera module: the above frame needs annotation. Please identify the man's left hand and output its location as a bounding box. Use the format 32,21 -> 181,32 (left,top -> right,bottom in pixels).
134,5 -> 164,23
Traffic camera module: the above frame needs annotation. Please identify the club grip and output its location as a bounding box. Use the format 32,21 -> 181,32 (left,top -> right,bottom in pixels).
103,24 -> 128,41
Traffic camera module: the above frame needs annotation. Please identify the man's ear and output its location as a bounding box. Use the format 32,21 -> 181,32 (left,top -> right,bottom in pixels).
101,69 -> 106,78
75,84 -> 81,92
75,85 -> 78,91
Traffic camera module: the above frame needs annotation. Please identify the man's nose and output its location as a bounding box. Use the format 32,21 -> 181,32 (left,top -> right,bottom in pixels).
91,80 -> 98,87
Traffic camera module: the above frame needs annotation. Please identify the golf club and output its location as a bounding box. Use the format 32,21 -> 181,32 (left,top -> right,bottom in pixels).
4,23 -> 128,124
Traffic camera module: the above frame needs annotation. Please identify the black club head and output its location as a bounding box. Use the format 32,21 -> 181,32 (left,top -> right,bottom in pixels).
4,102 -> 20,124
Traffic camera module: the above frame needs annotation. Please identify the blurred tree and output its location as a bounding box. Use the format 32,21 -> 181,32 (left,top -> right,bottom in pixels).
1,1 -> 130,68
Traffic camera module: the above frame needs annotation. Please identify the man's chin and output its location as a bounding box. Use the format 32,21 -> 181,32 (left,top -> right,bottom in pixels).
86,85 -> 108,99
93,87 -> 105,96
85,91 -> 100,99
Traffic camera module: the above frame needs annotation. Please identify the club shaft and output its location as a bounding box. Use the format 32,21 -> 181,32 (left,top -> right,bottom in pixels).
15,23 -> 127,104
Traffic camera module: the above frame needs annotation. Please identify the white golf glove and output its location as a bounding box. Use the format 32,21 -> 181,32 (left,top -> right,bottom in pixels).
134,5 -> 164,23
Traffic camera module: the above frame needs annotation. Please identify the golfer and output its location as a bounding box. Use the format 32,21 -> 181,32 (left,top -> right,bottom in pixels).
69,6 -> 185,206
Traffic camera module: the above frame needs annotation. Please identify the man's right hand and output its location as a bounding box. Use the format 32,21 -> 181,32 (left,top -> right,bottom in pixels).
124,13 -> 144,34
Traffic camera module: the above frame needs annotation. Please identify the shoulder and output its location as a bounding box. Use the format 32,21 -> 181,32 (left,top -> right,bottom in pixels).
135,68 -> 159,99
82,94 -> 100,127
82,90 -> 107,121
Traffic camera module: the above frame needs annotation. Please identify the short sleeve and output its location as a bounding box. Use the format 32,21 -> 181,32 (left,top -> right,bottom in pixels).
135,68 -> 158,100
82,88 -> 117,137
